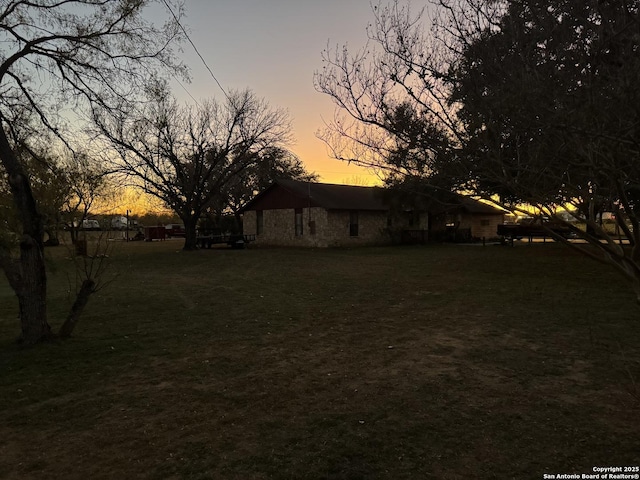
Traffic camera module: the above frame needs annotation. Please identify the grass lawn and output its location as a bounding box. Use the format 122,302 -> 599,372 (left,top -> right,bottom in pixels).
0,240 -> 639,479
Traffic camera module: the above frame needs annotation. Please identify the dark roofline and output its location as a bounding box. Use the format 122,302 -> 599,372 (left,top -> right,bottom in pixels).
457,196 -> 506,215
238,181 -> 281,213
241,179 -> 505,215
241,179 -> 389,212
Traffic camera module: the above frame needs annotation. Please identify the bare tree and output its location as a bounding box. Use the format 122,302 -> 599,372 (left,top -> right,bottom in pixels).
60,151 -> 111,245
95,89 -> 293,250
314,1 -> 480,180
0,0 -> 185,344
59,232 -> 116,338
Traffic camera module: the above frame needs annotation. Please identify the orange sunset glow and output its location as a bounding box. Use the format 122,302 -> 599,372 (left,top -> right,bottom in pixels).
161,1 -> 419,186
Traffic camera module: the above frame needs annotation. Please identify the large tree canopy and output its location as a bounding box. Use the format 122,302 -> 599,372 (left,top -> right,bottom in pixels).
314,1 -> 474,181
316,0 -> 640,302
0,0 -> 185,344
451,0 -> 640,297
451,0 -> 640,205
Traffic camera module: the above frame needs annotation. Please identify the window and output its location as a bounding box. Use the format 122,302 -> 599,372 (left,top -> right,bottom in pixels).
349,210 -> 359,237
256,210 -> 264,235
480,219 -> 490,227
295,208 -> 303,236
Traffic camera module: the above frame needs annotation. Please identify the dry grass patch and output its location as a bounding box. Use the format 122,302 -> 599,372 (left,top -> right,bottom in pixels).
0,242 -> 638,479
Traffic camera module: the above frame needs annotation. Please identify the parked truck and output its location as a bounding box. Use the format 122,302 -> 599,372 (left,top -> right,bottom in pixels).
165,224 -> 186,238
111,216 -> 128,230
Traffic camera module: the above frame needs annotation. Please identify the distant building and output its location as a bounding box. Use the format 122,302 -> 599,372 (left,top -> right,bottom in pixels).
426,192 -> 507,242
241,179 -> 504,247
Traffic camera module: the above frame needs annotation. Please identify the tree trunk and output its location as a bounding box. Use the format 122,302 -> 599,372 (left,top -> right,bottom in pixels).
17,235 -> 51,343
0,128 -> 52,344
183,215 -> 199,251
59,279 -> 96,338
70,226 -> 79,245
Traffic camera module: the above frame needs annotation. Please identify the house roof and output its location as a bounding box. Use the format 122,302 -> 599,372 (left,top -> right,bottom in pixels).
415,187 -> 504,216
455,196 -> 506,215
242,178 -> 505,215
242,179 -> 389,212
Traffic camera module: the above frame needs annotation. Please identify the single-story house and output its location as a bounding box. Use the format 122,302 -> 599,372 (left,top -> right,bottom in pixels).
241,179 -> 423,247
240,179 -> 504,247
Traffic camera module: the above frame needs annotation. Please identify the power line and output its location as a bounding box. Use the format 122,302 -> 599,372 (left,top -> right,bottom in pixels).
162,0 -> 231,102
173,74 -> 201,106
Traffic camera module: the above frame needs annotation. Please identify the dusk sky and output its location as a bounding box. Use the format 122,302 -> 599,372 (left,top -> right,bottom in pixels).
165,0 -> 429,185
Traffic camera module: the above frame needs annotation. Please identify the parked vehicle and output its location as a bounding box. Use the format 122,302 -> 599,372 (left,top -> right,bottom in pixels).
165,224 -> 186,238
144,226 -> 166,241
111,216 -> 128,230
112,216 -> 139,230
81,219 -> 101,231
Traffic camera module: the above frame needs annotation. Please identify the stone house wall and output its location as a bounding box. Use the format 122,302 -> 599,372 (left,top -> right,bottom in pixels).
243,207 -> 391,247
324,210 -> 390,247
428,211 -> 503,240
469,214 -> 504,240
